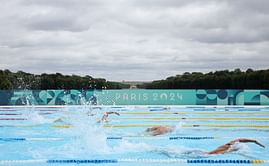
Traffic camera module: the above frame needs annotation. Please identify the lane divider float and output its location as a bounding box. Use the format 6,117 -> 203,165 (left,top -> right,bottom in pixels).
103,124 -> 269,128
1,124 -> 269,129
112,117 -> 269,121
119,111 -> 269,115
0,118 -> 27,120
0,138 -> 64,142
3,136 -> 269,142
0,159 -> 268,164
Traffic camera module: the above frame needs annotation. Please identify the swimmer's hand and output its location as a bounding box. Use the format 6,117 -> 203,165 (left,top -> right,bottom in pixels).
255,141 -> 265,148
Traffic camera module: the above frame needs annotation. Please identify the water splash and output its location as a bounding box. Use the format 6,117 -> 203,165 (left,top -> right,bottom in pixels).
173,121 -> 185,134
22,94 -> 48,124
230,143 -> 251,155
26,109 -> 48,124
52,111 -> 155,156
154,145 -> 208,159
112,140 -> 153,153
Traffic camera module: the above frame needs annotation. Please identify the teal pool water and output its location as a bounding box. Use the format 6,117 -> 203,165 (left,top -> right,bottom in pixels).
0,106 -> 269,165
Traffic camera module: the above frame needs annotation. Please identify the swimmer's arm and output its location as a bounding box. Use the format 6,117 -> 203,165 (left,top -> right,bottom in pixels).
107,112 -> 120,116
237,138 -> 265,148
207,146 -> 229,155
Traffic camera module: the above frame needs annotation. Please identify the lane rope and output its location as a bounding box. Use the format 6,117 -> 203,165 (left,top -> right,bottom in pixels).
0,118 -> 27,120
0,113 -> 22,115
1,123 -> 269,129
119,111 -> 269,115
103,124 -> 269,128
0,159 -> 268,164
1,124 -> 269,129
112,117 -> 269,121
2,136 -> 269,142
0,138 -> 64,142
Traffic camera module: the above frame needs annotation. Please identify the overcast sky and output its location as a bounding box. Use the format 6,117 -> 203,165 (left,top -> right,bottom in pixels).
0,0 -> 269,81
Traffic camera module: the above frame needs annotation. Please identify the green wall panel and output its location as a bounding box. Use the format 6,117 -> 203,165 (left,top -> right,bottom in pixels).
0,89 -> 269,105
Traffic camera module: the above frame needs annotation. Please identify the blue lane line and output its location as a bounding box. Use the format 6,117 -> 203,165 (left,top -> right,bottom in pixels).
0,159 -> 267,164
107,136 -> 215,140
0,136 -> 216,142
169,136 -> 214,140
187,159 -> 251,164
47,159 -> 118,164
0,138 -> 26,141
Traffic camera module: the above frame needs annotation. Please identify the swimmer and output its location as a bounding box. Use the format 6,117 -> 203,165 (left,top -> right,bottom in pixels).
145,125 -> 175,136
97,111 -> 120,123
52,117 -> 72,128
53,118 -> 65,123
158,138 -> 265,158
207,138 -> 265,155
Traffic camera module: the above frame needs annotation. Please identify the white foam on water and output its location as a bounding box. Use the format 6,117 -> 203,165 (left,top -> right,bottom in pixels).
112,140 -> 153,153
53,110 -> 156,156
230,143 -> 251,154
173,122 -> 185,134
154,145 -> 208,159
24,107 -> 49,124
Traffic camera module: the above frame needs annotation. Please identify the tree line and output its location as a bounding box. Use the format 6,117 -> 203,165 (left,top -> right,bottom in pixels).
1,68 -> 269,90
0,70 -> 129,90
138,68 -> 269,89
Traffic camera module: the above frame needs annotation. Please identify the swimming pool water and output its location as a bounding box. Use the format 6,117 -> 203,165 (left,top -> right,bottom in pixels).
0,106 -> 269,165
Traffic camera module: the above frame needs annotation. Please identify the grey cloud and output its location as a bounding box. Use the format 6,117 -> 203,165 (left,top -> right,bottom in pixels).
20,0 -> 102,8
0,0 -> 269,81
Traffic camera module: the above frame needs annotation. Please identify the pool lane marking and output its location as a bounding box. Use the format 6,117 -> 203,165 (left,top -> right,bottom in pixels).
107,136 -> 269,140
119,111 -> 269,115
4,117 -> 269,121
103,124 -> 269,128
0,109 -> 61,112
0,113 -> 22,115
0,118 -> 27,120
112,117 -> 269,121
0,110 -> 17,112
0,138 -> 64,141
0,136 -> 215,142
0,159 -> 268,164
1,124 -> 269,129
0,124 -> 74,128
52,125 -> 73,128
2,136 -> 269,142
0,124 -> 43,128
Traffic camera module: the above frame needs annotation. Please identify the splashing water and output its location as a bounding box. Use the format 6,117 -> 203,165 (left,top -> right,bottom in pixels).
22,96 -> 48,124
173,122 -> 185,134
230,142 -> 253,158
26,109 -> 48,124
52,110 -> 155,156
154,145 -> 208,159
112,140 -> 153,154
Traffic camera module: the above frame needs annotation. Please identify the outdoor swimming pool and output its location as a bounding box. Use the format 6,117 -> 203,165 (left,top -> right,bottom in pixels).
0,106 -> 269,165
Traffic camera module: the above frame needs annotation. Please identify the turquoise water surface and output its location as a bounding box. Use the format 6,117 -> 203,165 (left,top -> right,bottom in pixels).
0,106 -> 269,165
